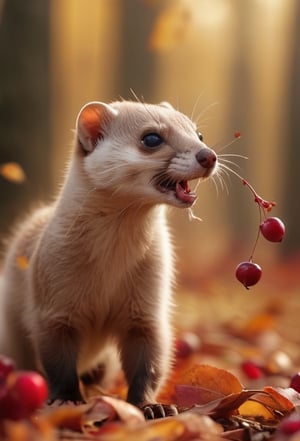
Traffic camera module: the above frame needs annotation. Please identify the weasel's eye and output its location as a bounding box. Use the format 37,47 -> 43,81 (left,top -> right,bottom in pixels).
198,132 -> 203,142
142,133 -> 164,149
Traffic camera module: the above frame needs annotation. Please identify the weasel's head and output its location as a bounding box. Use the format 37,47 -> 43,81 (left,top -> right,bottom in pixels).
75,100 -> 218,208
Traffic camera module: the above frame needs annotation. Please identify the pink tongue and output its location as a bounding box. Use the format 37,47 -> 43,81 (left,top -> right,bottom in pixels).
175,182 -> 197,204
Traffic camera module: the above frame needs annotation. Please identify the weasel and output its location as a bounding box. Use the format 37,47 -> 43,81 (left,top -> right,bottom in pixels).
0,100 -> 217,411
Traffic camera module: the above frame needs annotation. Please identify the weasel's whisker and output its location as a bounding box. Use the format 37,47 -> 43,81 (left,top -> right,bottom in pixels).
218,158 -> 244,172
216,170 -> 230,195
218,164 -> 232,181
211,175 -> 220,197
190,92 -> 205,122
218,153 -> 248,160
218,162 -> 245,182
194,101 -> 219,127
215,136 -> 241,154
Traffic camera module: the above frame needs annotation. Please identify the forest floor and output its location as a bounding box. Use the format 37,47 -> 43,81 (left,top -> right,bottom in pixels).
1,253 -> 299,441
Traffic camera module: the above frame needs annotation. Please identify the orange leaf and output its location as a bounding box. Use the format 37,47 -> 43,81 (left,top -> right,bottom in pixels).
43,404 -> 87,432
181,390 -> 261,417
181,364 -> 243,396
238,387 -> 298,420
0,162 -> 26,183
89,419 -> 185,441
238,400 -> 274,420
263,386 -> 298,411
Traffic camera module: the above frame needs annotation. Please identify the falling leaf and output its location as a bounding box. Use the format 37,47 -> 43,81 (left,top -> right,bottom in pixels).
16,255 -> 29,270
0,162 -> 26,184
149,5 -> 191,51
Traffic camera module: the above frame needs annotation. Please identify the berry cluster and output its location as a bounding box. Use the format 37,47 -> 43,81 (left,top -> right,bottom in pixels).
0,355 -> 48,420
234,178 -> 285,289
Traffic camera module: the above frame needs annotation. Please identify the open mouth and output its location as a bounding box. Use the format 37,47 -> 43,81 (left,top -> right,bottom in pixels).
155,176 -> 197,205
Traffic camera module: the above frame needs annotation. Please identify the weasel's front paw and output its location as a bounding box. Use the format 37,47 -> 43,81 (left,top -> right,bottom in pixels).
142,403 -> 178,419
47,398 -> 86,407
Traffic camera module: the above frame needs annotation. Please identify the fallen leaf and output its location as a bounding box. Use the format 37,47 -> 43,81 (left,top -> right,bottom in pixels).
42,404 -> 87,432
181,365 -> 243,395
0,162 -> 26,183
238,400 -> 275,420
182,390 -> 261,417
263,386 -> 299,411
175,384 -> 223,407
89,418 -> 185,441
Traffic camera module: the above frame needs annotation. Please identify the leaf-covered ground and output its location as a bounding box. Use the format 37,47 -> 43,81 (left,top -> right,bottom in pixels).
1,254 -> 299,441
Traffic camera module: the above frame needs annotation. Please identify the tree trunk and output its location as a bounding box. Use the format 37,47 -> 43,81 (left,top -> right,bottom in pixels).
116,0 -> 158,100
282,1 -> 300,255
0,0 -> 50,240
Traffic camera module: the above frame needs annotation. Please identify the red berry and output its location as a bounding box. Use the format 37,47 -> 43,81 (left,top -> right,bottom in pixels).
260,217 -> 285,242
11,371 -> 48,413
235,261 -> 262,289
290,372 -> 300,393
234,131 -> 241,138
279,415 -> 300,435
0,355 -> 16,383
241,360 -> 264,379
0,371 -> 48,420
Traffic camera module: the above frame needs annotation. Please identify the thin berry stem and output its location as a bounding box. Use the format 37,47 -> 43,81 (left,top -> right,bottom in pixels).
249,210 -> 263,261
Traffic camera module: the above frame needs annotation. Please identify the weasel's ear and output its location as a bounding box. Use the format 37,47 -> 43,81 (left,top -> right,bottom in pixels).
76,101 -> 118,153
159,101 -> 174,110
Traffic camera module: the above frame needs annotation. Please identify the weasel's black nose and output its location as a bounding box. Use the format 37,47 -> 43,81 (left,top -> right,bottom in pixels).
196,148 -> 217,169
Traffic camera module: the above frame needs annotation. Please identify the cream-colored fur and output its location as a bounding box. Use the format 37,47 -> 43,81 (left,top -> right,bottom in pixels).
0,100 -> 217,405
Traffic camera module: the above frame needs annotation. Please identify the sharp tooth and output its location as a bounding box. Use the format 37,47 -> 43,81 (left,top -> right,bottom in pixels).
183,181 -> 190,193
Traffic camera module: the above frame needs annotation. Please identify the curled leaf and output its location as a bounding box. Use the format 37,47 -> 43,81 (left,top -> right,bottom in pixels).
182,390 -> 262,418
82,396 -> 144,434
98,396 -> 145,425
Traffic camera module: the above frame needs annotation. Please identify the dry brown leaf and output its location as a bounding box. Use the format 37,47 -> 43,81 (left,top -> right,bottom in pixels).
82,396 -> 144,432
2,417 -> 57,441
148,5 -> 191,51
181,365 -> 243,396
42,404 -> 87,432
238,387 -> 297,420
238,400 -> 275,420
178,413 -> 224,440
87,419 -> 185,441
181,390 -> 261,418
262,386 -> 298,411
0,162 -> 26,184
175,384 -> 223,407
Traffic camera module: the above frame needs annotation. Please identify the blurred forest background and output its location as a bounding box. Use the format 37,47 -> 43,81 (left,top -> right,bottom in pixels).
0,0 -> 299,276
